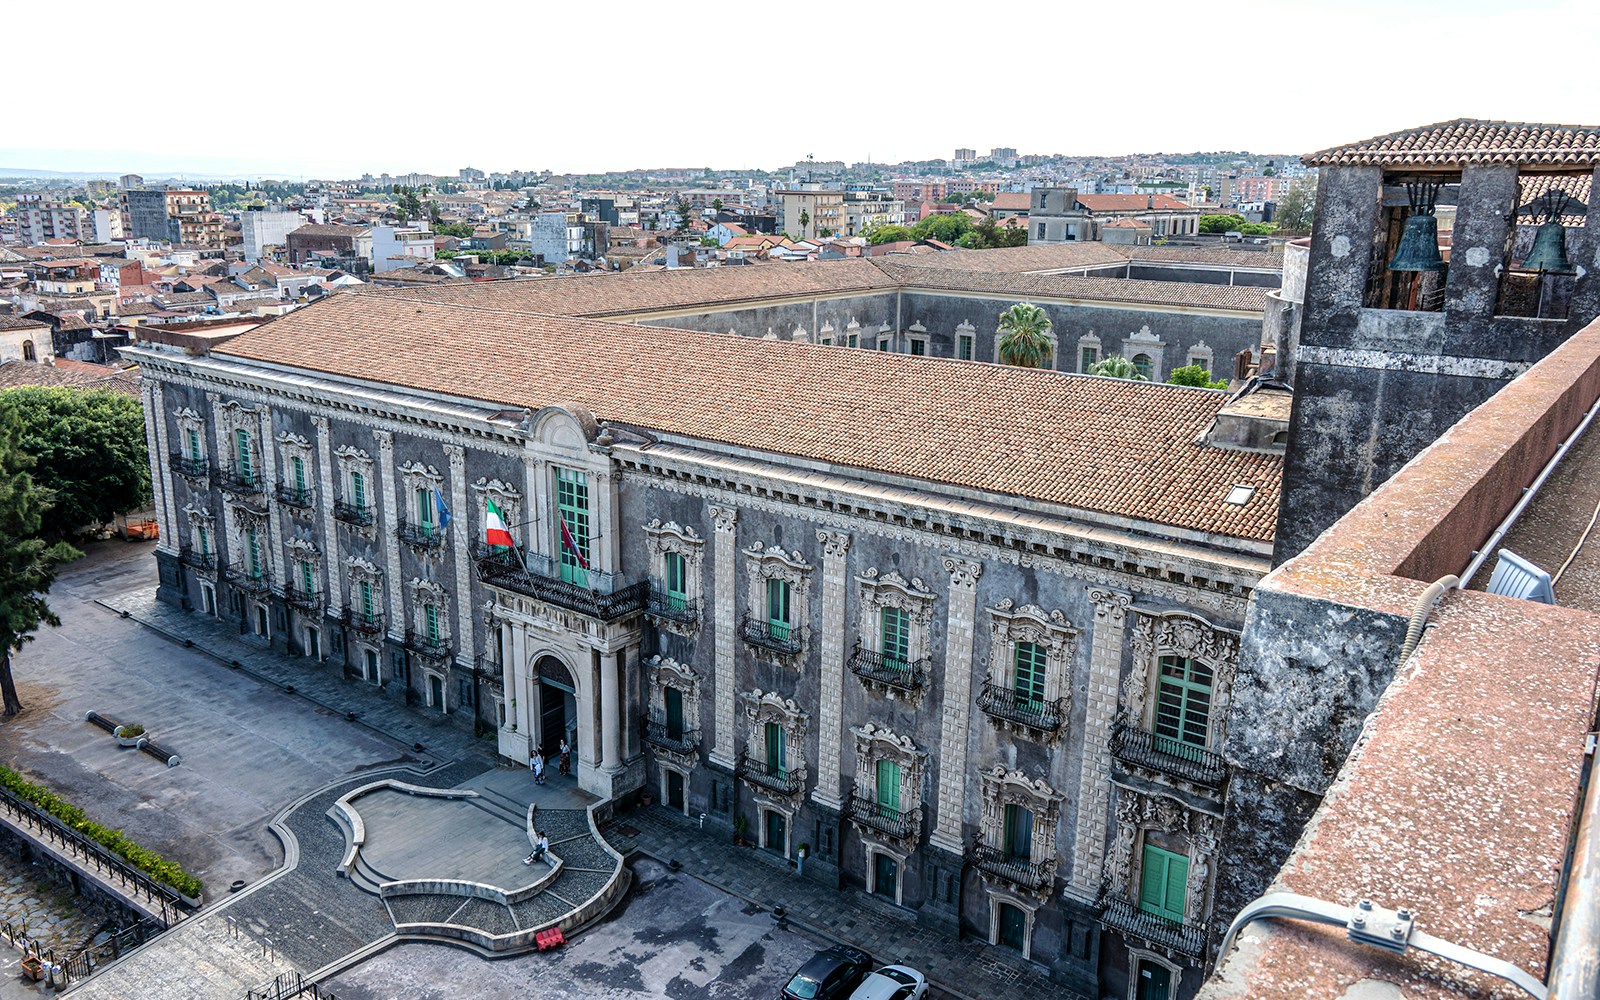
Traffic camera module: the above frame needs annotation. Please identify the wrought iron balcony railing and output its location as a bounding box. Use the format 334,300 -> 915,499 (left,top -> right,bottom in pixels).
848,641 -> 927,693
216,465 -> 263,496
643,717 -> 701,756
397,518 -> 444,550
343,606 -> 385,635
1098,894 -> 1206,959
168,453 -> 210,480
736,752 -> 803,796
179,548 -> 214,570
404,630 -> 451,661
283,587 -> 321,614
645,587 -> 700,625
474,655 -> 504,692
971,842 -> 1056,892
846,792 -> 921,841
275,483 -> 313,508
471,543 -> 648,622
1109,718 -> 1227,789
739,610 -> 804,655
333,499 -> 374,526
977,680 -> 1066,735
225,568 -> 273,597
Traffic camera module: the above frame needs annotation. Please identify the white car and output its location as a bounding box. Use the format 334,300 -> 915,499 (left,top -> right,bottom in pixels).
847,965 -> 927,1000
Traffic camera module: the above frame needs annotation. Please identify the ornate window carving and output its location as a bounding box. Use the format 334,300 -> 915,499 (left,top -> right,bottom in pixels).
851,569 -> 936,697
215,400 -> 264,488
644,656 -> 701,762
740,544 -> 813,664
346,557 -> 384,634
471,478 -> 522,554
1113,612 -> 1240,794
174,407 -> 207,464
397,460 -> 446,552
274,432 -> 315,511
181,504 -> 216,574
1185,340 -> 1215,375
643,520 -> 705,636
334,445 -> 376,529
847,723 -> 926,848
283,535 -> 320,608
974,766 -> 1061,898
736,689 -> 808,802
404,577 -> 450,662
979,601 -> 1076,741
1122,325 -> 1166,381
1100,787 -> 1219,960
1077,332 -> 1103,373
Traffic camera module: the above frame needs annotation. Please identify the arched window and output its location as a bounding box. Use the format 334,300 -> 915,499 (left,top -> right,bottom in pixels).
1132,353 -> 1154,380
21,340 -> 35,362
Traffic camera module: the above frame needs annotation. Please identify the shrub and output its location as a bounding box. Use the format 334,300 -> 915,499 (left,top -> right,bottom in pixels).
117,724 -> 145,738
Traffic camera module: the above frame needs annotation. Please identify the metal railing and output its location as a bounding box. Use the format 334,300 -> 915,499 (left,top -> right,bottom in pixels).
739,610 -> 804,655
274,483 -> 313,508
474,655 -> 504,692
848,641 -> 927,692
243,971 -> 342,1000
404,630 -> 451,661
971,842 -> 1056,892
977,680 -> 1066,735
332,499 -> 373,526
1109,718 -> 1227,788
645,588 -> 700,625
179,548 -> 214,570
472,543 -> 649,622
283,587 -> 321,614
225,568 -> 274,597
846,792 -> 921,840
217,465 -> 263,495
168,453 -> 209,479
736,752 -> 804,796
397,518 -> 444,550
1099,894 -> 1206,958
343,606 -> 384,635
643,716 -> 700,755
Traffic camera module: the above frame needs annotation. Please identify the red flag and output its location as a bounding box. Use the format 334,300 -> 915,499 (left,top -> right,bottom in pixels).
559,516 -> 589,569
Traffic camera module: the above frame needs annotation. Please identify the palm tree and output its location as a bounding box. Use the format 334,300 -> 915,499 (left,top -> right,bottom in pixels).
996,302 -> 1054,368
799,210 -> 810,238
1089,356 -> 1148,381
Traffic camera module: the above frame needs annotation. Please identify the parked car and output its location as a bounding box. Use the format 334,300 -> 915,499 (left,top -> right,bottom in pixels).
848,965 -> 928,1000
781,946 -> 874,1000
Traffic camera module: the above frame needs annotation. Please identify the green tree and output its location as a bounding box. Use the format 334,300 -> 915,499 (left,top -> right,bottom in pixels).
524,194 -> 541,211
0,388 -> 150,540
910,213 -> 973,244
799,209 -> 810,236
1089,356 -> 1147,381
1274,177 -> 1316,234
863,223 -> 915,245
995,302 -> 1054,368
1199,213 -> 1247,234
432,221 -> 474,238
1167,364 -> 1229,389
674,199 -> 694,235
1239,222 -> 1277,236
711,197 -> 724,214
0,407 -> 81,716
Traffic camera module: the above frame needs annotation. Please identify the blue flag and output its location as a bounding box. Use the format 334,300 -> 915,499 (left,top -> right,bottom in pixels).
434,488 -> 452,532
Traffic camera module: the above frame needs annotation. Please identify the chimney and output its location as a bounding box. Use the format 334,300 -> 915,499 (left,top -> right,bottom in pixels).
1147,194 -> 1154,209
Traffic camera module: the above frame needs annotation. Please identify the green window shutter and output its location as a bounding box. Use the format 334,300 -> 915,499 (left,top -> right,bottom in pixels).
246,529 -> 261,577
299,560 -> 314,597
665,687 -> 684,738
292,456 -> 306,492
765,722 -> 785,775
186,427 -> 200,460
665,552 -> 687,608
1139,845 -> 1188,923
881,607 -> 910,667
1013,642 -> 1047,707
360,581 -> 373,620
235,429 -> 253,482
555,467 -> 590,584
876,759 -> 901,811
847,334 -> 858,348
1081,346 -> 1098,371
958,335 -> 974,361
417,487 -> 432,528
767,578 -> 790,640
352,472 -> 366,509
425,604 -> 439,642
1154,656 -> 1214,760
198,525 -> 209,558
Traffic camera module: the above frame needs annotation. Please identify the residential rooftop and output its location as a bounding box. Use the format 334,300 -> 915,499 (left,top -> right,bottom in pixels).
1303,117 -> 1600,169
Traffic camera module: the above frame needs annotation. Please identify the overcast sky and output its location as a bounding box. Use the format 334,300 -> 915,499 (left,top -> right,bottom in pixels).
5,0 -> 1597,179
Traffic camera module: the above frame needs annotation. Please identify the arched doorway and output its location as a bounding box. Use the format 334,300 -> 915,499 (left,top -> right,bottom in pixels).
535,655 -> 577,765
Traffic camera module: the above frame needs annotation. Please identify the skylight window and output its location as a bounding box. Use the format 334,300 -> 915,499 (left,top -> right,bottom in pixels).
1224,484 -> 1256,506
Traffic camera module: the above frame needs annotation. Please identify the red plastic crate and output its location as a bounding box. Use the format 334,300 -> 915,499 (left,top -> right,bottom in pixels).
535,928 -> 566,951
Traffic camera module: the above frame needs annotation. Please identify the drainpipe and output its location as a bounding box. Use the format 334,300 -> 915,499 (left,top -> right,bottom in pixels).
1548,732 -> 1600,999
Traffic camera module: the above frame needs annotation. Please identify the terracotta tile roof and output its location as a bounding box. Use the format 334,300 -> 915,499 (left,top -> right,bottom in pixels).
0,314 -> 51,332
886,243 -> 1128,273
216,293 -> 1281,541
1075,193 -> 1193,212
1303,118 -> 1600,169
1104,219 -> 1149,229
989,192 -> 1031,211
1127,245 -> 1285,268
288,224 -> 371,238
0,359 -> 139,396
878,262 -> 1270,311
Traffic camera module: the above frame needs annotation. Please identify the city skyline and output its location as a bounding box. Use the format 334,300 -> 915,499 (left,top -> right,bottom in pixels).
7,0 -> 1596,179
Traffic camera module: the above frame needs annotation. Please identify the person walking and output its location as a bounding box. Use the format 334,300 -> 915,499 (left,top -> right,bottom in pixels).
558,737 -> 571,776
528,747 -> 537,772
533,750 -> 546,786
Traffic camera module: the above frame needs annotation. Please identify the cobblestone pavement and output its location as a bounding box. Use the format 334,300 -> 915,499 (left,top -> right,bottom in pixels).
605,807 -> 1079,1000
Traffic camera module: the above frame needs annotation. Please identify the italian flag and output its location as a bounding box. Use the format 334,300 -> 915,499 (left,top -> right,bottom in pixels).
485,498 -> 515,548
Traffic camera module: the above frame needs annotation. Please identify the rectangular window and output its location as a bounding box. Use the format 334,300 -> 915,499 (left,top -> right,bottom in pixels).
246,529 -> 262,578
1013,641 -> 1047,709
1036,223 -> 1045,240
877,339 -> 892,351
1154,655 -> 1214,761
821,337 -> 833,346
765,721 -> 786,777
880,607 -> 910,668
876,759 -> 901,812
351,471 -> 367,510
909,339 -> 927,356
1139,844 -> 1189,924
555,467 -> 590,586
767,577 -> 791,641
416,486 -> 434,533
957,334 -> 974,361
1081,346 -> 1098,372
197,525 -> 210,558
291,456 -> 306,493
665,686 -> 685,739
186,427 -> 201,460
299,559 -> 314,598
425,603 -> 440,643
359,580 -> 374,621
847,334 -> 858,348
235,428 -> 253,483
1003,803 -> 1033,860
665,551 -> 688,610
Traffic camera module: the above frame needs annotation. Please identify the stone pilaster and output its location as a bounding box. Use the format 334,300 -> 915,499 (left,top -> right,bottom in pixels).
595,469 -> 617,575
930,556 -> 982,855
708,503 -> 739,769
145,382 -> 177,554
1068,586 -> 1132,902
312,416 -> 342,616
445,444 -> 474,665
257,407 -> 281,584
811,529 -> 852,810
601,649 -> 622,771
509,622 -> 531,759
374,430 -> 403,642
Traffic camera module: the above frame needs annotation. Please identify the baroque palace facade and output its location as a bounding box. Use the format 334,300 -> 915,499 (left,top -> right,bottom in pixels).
127,246 -> 1283,1000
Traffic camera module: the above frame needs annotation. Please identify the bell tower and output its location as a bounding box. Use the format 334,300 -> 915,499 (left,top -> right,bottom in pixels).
1273,119 -> 1600,563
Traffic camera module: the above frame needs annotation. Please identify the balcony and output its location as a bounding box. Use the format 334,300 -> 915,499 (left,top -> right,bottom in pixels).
971,842 -> 1056,893
275,483 -> 313,508
471,543 -> 648,622
642,716 -> 700,756
736,752 -> 804,796
216,466 -> 263,496
179,548 -> 214,571
225,568 -> 273,597
1098,894 -> 1206,959
404,630 -> 451,662
846,792 -> 921,842
977,680 -> 1066,737
397,518 -> 445,552
1109,719 -> 1227,790
168,453 -> 210,481
284,587 -> 321,614
739,610 -> 804,656
645,587 -> 700,627
333,499 -> 374,527
344,606 -> 385,635
474,655 -> 504,693
848,641 -> 927,694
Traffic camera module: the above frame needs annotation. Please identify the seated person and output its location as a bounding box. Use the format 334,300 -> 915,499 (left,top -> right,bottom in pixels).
523,832 -> 550,865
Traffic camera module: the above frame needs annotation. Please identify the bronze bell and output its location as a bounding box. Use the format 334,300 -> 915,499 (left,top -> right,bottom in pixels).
1522,220 -> 1571,273
1387,212 -> 1446,272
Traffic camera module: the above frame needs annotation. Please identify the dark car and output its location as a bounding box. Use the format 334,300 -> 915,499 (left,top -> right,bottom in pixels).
781,946 -> 875,1000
